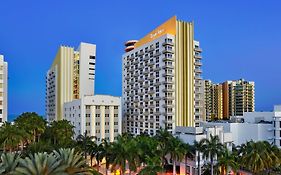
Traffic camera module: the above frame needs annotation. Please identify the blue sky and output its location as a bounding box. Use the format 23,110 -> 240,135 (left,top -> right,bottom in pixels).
0,0 -> 280,116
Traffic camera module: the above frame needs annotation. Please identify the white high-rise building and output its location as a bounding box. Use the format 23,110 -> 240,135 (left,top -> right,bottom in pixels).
46,42 -> 96,121
122,16 -> 204,135
0,55 -> 8,123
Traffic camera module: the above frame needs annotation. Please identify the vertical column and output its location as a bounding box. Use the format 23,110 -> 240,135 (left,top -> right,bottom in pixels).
100,106 -> 105,140
80,100 -> 86,135
90,106 -> 96,137
109,106 -> 114,142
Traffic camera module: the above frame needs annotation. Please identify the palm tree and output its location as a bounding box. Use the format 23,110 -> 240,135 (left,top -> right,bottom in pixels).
169,137 -> 186,175
100,139 -> 114,175
94,143 -> 105,173
239,141 -> 280,174
53,148 -> 91,175
183,143 -> 194,175
14,152 -> 66,175
48,120 -> 75,147
217,147 -> 238,175
139,156 -> 163,175
154,128 -> 173,172
15,112 -> 46,143
201,135 -> 223,175
87,141 -> 98,167
110,135 -> 130,175
194,139 -> 205,175
76,131 -> 95,160
0,122 -> 27,152
126,137 -> 140,174
0,152 -> 20,174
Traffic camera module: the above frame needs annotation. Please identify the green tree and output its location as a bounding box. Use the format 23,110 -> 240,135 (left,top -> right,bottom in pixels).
201,135 -> 223,175
194,139 -> 205,175
135,133 -> 159,166
87,141 -> 98,167
110,134 -> 132,175
139,156 -> 163,175
76,131 -> 95,159
154,128 -> 173,170
169,137 -> 186,175
217,147 -> 238,175
46,120 -> 75,147
183,143 -> 194,175
22,140 -> 54,156
15,112 -> 46,143
0,122 -> 27,152
239,141 -> 280,174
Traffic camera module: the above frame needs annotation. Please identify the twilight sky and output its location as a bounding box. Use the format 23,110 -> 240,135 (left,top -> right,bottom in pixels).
0,0 -> 280,116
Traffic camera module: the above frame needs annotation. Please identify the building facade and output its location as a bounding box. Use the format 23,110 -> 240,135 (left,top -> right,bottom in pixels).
122,16 -> 204,135
46,42 -> 96,121
175,126 -> 233,174
64,95 -> 122,143
225,79 -> 255,117
0,55 -> 8,123
205,79 -> 255,120
204,80 -> 223,120
204,105 -> 281,148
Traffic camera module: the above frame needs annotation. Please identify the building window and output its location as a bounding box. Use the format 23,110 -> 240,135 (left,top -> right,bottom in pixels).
105,114 -> 109,118
114,106 -> 118,109
105,106 -> 109,109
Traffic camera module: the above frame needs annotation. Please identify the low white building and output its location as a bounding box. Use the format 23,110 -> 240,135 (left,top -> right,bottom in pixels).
204,121 -> 273,146
64,95 -> 122,144
175,126 -> 233,175
204,105 -> 281,148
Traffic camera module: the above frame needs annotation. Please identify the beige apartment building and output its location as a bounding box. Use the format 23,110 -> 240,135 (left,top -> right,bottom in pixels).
205,79 -> 255,120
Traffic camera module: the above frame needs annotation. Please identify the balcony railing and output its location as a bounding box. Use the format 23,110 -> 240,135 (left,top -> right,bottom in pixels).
162,65 -> 174,69
162,48 -> 174,54
163,57 -> 174,62
162,41 -> 174,46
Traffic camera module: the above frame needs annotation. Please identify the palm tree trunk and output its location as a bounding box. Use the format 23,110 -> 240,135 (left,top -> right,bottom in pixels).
90,157 -> 92,166
198,153 -> 201,175
173,160 -> 176,175
211,158 -> 214,175
185,155 -> 187,175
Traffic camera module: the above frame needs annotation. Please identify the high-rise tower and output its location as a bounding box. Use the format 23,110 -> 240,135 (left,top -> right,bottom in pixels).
122,16 -> 204,135
0,55 -> 8,124
46,42 -> 96,121
205,79 -> 255,120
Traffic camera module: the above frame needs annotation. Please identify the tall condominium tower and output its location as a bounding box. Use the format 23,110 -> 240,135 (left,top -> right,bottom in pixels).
204,79 -> 255,120
122,16 -> 204,135
204,80 -> 223,120
0,55 -> 8,123
224,79 -> 255,117
46,42 -> 96,121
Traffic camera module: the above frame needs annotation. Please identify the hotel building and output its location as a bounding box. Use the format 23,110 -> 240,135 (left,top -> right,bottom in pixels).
122,16 -> 204,135
0,55 -> 8,123
64,95 -> 122,143
205,79 -> 255,120
46,42 -> 96,121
